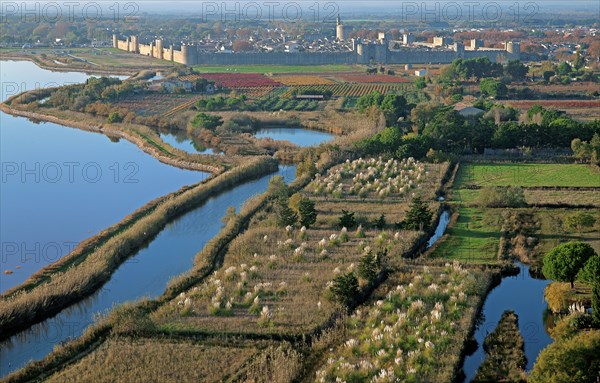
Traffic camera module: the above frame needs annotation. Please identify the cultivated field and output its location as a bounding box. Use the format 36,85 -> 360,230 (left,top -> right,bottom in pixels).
456,163 -> 600,188
192,64 -> 362,73
149,159 -> 449,336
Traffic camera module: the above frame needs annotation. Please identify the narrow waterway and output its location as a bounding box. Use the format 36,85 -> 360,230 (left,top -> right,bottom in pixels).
423,209 -> 552,382
461,262 -> 552,381
0,165 -> 296,377
427,210 -> 450,248
254,127 -> 333,147
1,60 -> 205,292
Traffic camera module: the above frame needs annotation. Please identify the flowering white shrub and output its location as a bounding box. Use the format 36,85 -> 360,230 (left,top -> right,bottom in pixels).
312,157 -> 427,199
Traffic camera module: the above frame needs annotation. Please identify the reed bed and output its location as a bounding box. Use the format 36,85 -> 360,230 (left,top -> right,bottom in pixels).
44,337 -> 258,383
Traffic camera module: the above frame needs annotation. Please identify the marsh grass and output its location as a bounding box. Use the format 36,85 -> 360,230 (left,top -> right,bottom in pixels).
44,337 -> 258,383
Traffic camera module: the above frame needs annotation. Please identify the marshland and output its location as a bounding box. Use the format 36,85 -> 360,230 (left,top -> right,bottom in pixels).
2,11 -> 600,381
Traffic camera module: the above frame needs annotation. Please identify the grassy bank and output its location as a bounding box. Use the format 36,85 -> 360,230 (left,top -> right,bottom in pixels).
0,157 -> 277,340
432,207 -> 503,264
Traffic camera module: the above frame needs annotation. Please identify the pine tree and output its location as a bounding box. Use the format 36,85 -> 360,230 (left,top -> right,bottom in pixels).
358,251 -> 379,283
330,272 -> 359,309
298,198 -> 317,228
338,209 -> 356,229
375,213 -> 386,229
404,196 -> 432,231
276,197 -> 297,227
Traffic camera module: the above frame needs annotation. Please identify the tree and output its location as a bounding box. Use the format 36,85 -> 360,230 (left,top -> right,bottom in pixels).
414,76 -> 426,90
330,272 -> 359,309
578,255 -> 600,325
232,40 -> 253,52
504,60 -> 528,81
374,214 -> 386,229
276,197 -> 297,227
267,176 -> 288,199
380,94 -> 409,126
190,112 -> 223,130
338,210 -> 356,229
298,198 -> 317,228
480,78 -> 508,98
477,186 -> 526,208
542,242 -> 596,288
543,70 -> 555,82
556,62 -> 572,76
422,107 -> 467,149
529,329 -> 600,383
358,251 -> 379,283
106,111 -> 123,123
403,196 -> 432,231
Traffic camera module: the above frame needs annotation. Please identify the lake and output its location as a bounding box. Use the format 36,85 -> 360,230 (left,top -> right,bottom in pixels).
254,127 -> 333,147
0,60 -> 207,291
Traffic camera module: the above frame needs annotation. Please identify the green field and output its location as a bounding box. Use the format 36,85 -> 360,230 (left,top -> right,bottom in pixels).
432,207 -> 502,264
534,208 -> 600,255
192,64 -> 361,73
456,163 -> 600,188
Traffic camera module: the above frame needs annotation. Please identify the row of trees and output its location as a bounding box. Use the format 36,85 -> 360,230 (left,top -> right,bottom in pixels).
356,91 -> 412,127
358,95 -> 600,156
441,58 -> 528,82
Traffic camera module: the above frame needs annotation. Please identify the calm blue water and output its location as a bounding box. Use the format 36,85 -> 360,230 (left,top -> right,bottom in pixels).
0,60 -> 206,292
462,263 -> 552,382
254,127 -> 333,147
0,165 -> 296,377
159,131 -> 222,155
427,210 -> 450,248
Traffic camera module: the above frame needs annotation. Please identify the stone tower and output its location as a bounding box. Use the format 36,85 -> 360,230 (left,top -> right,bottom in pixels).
336,15 -> 345,41
155,39 -> 163,59
131,35 -> 139,53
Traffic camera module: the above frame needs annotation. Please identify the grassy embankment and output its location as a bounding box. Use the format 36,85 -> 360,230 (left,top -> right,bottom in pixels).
0,157 -> 278,340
